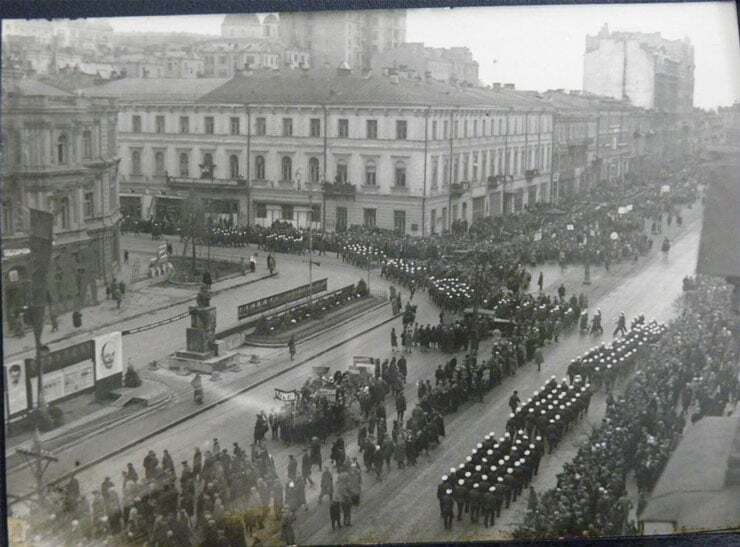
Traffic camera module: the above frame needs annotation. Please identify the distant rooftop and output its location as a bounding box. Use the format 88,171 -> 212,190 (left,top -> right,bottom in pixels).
79,77 -> 229,103
198,67 -> 552,110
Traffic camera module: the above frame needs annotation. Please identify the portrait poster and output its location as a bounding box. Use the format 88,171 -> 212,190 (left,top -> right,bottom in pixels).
94,331 -> 123,380
4,361 -> 29,416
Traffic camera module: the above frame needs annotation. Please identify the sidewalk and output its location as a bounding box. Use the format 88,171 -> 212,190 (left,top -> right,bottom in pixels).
5,300 -> 401,501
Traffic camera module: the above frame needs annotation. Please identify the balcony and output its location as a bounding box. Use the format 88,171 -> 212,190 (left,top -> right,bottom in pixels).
322,182 -> 356,200
450,181 -> 469,197
166,174 -> 243,189
525,169 -> 540,182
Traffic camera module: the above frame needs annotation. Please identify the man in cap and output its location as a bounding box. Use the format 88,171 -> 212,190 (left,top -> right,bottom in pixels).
483,486 -> 497,528
453,479 -> 468,521
441,488 -> 455,529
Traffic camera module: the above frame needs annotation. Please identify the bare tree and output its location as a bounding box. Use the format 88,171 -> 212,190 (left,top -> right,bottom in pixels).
178,191 -> 208,276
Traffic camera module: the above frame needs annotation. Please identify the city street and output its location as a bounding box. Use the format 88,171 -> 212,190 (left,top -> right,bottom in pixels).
7,211 -> 701,544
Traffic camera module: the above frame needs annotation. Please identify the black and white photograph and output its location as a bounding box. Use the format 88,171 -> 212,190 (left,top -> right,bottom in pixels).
2,1 -> 739,545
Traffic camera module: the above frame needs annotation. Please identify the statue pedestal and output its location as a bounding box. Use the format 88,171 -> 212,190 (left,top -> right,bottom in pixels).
170,290 -> 237,374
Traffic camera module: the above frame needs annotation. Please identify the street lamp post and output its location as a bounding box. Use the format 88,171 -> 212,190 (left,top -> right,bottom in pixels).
297,171 -> 313,307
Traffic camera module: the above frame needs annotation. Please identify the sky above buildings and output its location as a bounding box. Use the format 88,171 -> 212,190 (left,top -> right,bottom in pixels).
98,2 -> 740,109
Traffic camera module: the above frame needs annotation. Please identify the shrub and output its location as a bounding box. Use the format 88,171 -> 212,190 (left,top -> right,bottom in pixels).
124,365 -> 142,388
48,405 -> 64,428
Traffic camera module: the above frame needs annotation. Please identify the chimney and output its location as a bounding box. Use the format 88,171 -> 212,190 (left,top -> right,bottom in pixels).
504,83 -> 515,90
492,82 -> 501,90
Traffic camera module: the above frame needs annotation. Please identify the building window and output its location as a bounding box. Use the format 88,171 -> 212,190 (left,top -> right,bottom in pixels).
256,117 -> 266,136
453,156 -> 460,183
81,130 -> 93,159
393,210 -> 406,234
311,205 -> 321,223
179,152 -> 189,177
2,201 -> 13,234
432,120 -> 438,140
366,119 -> 378,139
205,116 -> 215,135
155,151 -> 166,176
281,205 -> 294,220
338,119 -> 349,138
463,154 -> 469,180
55,196 -> 71,230
365,161 -> 376,186
336,161 -> 348,184
180,116 -> 190,134
472,152 -> 479,180
201,153 -> 215,178
229,117 -> 240,135
132,115 -> 141,133
310,118 -> 321,137
336,207 -> 348,232
57,134 -> 69,164
464,120 -> 468,137
363,208 -> 376,227
156,115 -> 165,134
255,156 -> 266,180
230,154 -> 239,179
256,203 -> 267,218
84,192 -> 95,219
443,120 -> 449,139
131,150 -> 141,175
499,119 -> 504,135
454,121 -> 459,138
431,157 -> 439,188
394,161 -> 406,187
396,120 -> 407,140
281,156 -> 292,181
309,157 -> 320,183
282,118 -> 293,137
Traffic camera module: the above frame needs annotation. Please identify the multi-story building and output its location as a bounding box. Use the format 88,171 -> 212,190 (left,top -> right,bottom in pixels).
1,74 -> 121,328
370,43 -> 480,86
584,24 -> 695,113
88,68 -> 556,236
543,89 -> 648,199
280,10 -> 406,70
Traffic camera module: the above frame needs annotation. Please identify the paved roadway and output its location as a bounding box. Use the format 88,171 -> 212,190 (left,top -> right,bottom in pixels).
6,213 -> 700,544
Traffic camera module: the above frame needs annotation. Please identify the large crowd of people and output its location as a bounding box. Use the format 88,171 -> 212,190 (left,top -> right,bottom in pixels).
516,277 -> 739,539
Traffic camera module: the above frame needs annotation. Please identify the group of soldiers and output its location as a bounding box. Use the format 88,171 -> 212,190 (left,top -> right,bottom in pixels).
520,278 -> 738,538
435,376 -> 590,530
566,318 -> 668,391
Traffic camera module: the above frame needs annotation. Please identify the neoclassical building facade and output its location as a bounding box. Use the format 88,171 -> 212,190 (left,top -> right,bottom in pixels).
96,69 -> 558,236
1,75 -> 121,326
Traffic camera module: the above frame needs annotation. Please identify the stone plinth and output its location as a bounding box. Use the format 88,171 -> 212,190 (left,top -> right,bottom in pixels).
187,306 -> 216,355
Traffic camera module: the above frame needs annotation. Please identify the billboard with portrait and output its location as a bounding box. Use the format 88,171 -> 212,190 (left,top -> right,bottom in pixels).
94,331 -> 123,380
4,361 -> 29,417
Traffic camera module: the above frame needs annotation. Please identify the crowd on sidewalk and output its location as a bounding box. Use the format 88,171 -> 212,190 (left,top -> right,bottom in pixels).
516,277 -> 739,539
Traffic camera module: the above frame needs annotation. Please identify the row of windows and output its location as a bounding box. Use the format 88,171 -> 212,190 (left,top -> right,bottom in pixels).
131,114 -> 406,140
428,144 -> 552,187
130,149 -> 409,187
47,130 -> 96,165
429,115 -> 551,140
129,113 -> 551,140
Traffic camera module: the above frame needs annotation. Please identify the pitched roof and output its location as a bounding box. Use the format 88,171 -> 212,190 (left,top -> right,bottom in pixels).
641,417 -> 740,531
2,78 -> 73,97
198,68 -> 553,111
79,78 -> 229,103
